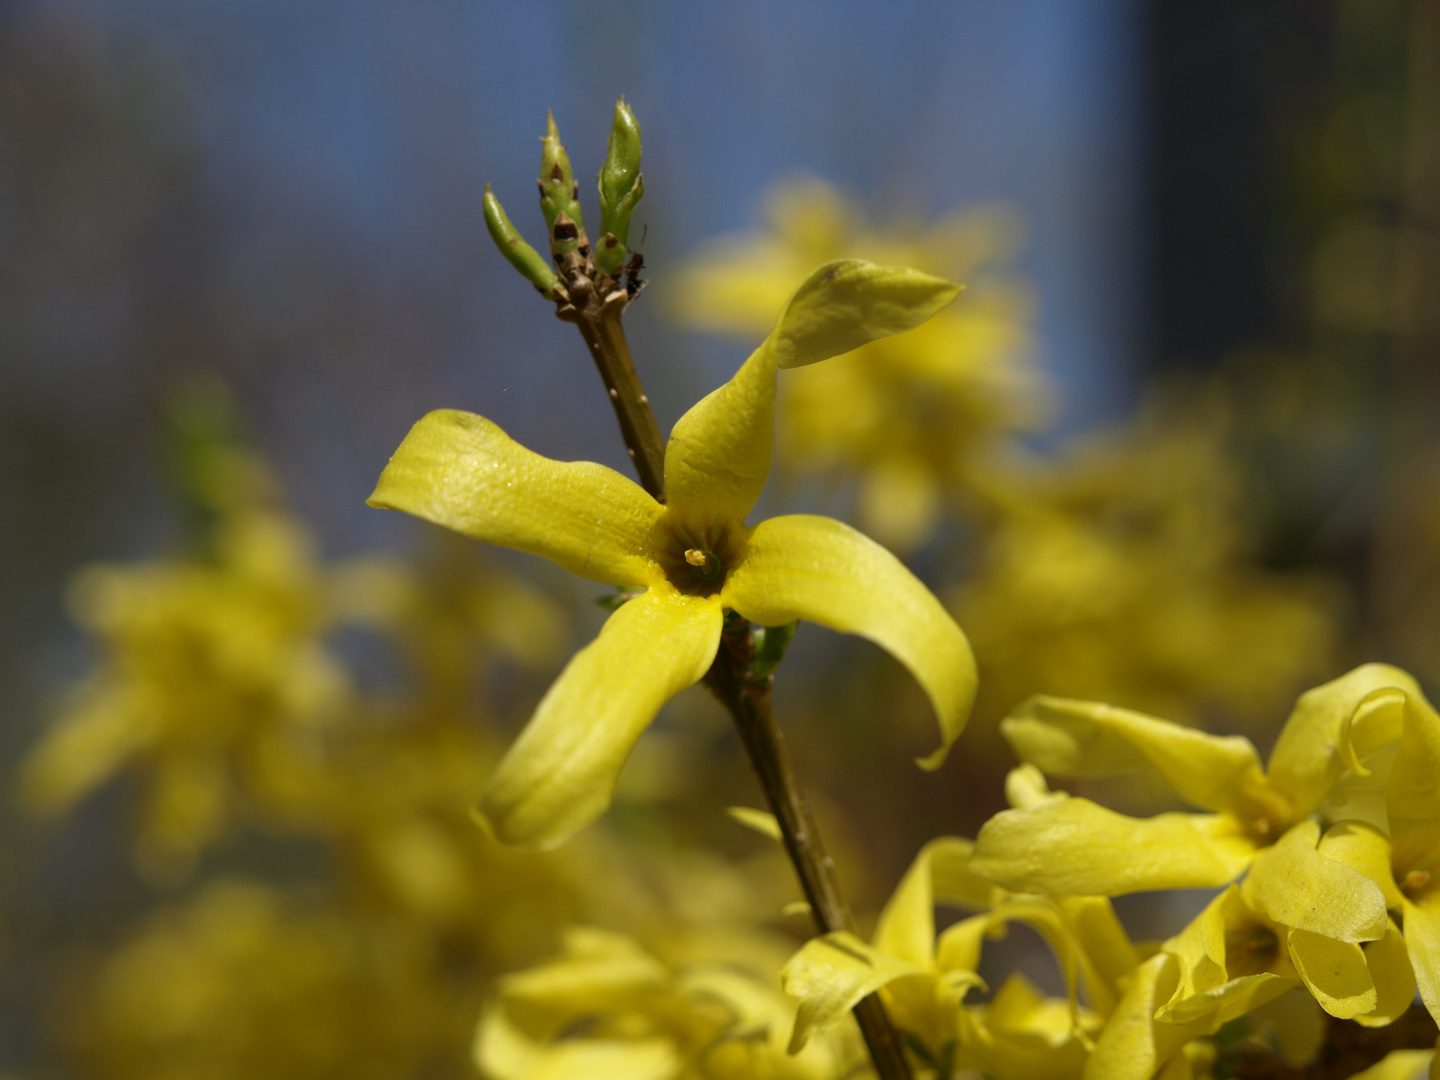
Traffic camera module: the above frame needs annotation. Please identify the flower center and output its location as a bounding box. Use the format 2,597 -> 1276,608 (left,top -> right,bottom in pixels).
1224,922 -> 1280,977
657,518 -> 737,597
1394,841 -> 1440,903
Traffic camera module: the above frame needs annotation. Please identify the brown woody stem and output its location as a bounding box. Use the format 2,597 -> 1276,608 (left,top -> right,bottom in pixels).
704,619 -> 915,1080
564,282 -> 913,1080
567,295 -> 667,501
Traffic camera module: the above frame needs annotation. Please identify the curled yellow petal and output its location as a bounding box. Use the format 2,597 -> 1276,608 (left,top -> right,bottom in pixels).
1082,953 -> 1212,1080
780,931 -> 928,1052
664,259 -> 959,526
723,514 -> 975,768
478,587 -> 721,849
764,259 -> 960,371
1355,919 -> 1417,1028
1391,694 -> 1440,820
971,797 -> 1253,896
1266,664 -> 1424,817
1286,927 -> 1377,1018
1159,885 -> 1299,1026
1000,695 -> 1264,814
369,410 -> 662,586
1243,820 -> 1388,943
873,838 -> 969,966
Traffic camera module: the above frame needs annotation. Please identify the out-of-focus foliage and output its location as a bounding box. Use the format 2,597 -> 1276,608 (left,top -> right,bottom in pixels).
475,926 -> 870,1080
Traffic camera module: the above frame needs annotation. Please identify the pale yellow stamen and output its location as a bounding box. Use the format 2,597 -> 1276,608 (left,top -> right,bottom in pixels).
684,549 -> 708,567
1404,869 -> 1432,894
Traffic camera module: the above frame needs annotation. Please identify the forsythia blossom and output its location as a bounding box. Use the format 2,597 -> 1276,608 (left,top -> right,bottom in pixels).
369,260 -> 978,850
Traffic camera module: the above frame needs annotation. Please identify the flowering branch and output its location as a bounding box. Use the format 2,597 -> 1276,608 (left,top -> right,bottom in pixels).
502,104 -> 917,1080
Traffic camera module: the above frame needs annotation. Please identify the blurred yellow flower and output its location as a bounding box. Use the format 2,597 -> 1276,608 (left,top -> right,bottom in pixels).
953,400 -> 1338,730
21,455 -> 349,877
475,926 -> 866,1080
370,260 -> 978,850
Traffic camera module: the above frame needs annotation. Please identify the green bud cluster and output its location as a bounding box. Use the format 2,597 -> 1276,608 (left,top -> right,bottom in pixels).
482,100 -> 646,306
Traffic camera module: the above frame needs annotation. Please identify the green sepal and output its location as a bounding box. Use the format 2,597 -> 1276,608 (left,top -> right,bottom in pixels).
596,99 -> 644,276
483,184 -> 560,298
539,110 -> 585,258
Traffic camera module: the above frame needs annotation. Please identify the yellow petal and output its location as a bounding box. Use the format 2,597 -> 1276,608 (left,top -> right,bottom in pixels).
664,260 -> 959,526
1000,696 -> 1264,813
1390,694 -> 1440,820
724,514 -> 976,768
1356,919 -> 1417,1028
516,1041 -> 681,1080
1247,989 -> 1326,1066
1403,898 -> 1440,1026
662,336 -> 777,528
985,897 -> 1087,1035
1286,927 -> 1377,1018
1159,885 -> 1299,1025
1058,896 -> 1139,1019
764,259 -> 960,370
725,805 -> 782,841
1267,664 -> 1424,817
1342,1050 -> 1436,1080
1319,821 -> 1404,910
500,928 -> 669,1021
927,835 -> 1005,911
1243,820 -> 1388,943
369,410 -> 662,586
936,914 -> 992,976
1006,762 -> 1066,808
780,931 -> 928,1052
873,838 -> 967,967
1082,953 -> 1213,1080
1337,687 -> 1408,777
970,797 -> 1253,896
20,701 -> 148,815
478,587 -> 721,849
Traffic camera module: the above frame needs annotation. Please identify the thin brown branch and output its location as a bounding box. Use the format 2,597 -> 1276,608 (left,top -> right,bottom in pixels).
566,295 -> 666,500
704,619 -> 914,1080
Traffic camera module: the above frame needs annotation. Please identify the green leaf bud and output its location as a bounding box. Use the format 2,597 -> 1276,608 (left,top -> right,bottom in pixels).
483,184 -> 560,298
596,99 -> 645,276
538,110 -> 586,258
750,620 -> 798,681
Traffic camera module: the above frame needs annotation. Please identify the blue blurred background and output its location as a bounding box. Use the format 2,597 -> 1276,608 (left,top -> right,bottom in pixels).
8,0 -> 1435,1071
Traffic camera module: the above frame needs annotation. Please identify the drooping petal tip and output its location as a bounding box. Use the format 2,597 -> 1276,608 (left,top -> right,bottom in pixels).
478,587 -> 722,849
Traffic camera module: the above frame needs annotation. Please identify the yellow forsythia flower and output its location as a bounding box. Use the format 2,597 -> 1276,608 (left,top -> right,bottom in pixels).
780,836 -> 1138,1079
369,260 -> 978,850
21,484 -> 349,876
969,665 -> 1426,899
